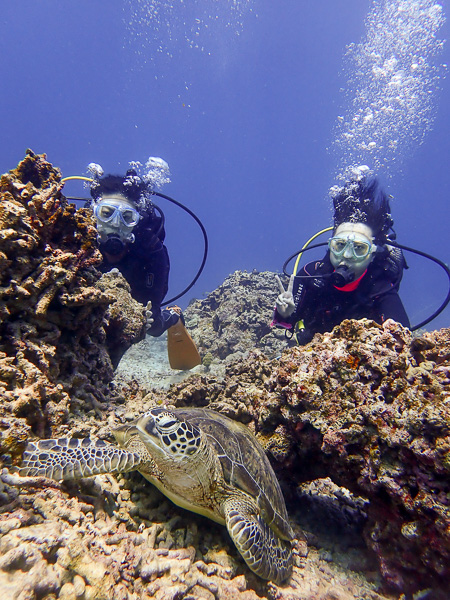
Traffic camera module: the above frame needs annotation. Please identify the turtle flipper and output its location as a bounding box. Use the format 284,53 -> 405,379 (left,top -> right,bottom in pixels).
223,496 -> 293,585
18,438 -> 142,481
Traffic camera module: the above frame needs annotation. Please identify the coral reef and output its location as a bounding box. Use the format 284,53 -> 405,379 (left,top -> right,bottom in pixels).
161,319 -> 450,597
3,318 -> 448,598
95,269 -> 145,369
0,458 -> 388,600
0,152 -> 144,461
1,154 -> 449,599
185,270 -> 287,363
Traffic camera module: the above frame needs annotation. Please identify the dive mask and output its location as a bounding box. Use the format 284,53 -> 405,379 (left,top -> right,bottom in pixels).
328,236 -> 375,261
94,202 -> 140,227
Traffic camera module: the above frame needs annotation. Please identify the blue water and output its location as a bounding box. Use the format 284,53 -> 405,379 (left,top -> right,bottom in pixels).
1,0 -> 449,330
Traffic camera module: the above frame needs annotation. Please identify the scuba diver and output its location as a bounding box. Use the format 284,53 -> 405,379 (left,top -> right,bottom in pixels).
89,170 -> 178,335
69,162 -> 204,370
272,171 -> 410,345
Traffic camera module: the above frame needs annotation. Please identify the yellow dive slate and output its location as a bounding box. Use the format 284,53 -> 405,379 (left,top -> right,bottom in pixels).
167,311 -> 201,370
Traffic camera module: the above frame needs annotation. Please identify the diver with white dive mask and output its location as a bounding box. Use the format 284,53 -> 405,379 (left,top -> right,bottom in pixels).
93,193 -> 141,257
272,171 -> 410,345
328,222 -> 377,287
62,161 -> 207,370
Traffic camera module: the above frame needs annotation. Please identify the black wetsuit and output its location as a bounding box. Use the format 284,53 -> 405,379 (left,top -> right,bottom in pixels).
273,247 -> 410,345
98,214 -> 178,336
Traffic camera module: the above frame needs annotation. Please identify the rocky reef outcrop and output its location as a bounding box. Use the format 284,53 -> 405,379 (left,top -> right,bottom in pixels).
1,153 -> 449,600
161,319 -> 450,597
0,151 -> 144,460
186,270 -> 287,363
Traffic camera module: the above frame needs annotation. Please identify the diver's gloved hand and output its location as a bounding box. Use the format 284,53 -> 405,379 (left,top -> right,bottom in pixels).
145,301 -> 154,331
146,306 -> 182,337
275,274 -> 296,318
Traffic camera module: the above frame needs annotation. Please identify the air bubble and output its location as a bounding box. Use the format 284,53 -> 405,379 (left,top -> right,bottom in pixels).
333,0 -> 446,179
124,0 -> 255,60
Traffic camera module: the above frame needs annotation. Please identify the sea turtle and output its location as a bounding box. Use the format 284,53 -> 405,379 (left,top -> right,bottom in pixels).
17,407 -> 294,584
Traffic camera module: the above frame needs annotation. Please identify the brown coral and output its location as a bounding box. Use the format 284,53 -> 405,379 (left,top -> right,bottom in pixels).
0,152 -> 144,460
160,319 -> 450,597
0,462 -> 389,600
95,269 -> 146,368
185,270 -> 287,362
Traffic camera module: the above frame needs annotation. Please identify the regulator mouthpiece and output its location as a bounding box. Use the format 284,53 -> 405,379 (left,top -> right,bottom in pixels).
331,265 -> 355,287
99,233 -> 134,255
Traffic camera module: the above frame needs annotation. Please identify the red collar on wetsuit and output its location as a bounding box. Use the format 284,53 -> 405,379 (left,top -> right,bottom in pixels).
333,269 -> 368,292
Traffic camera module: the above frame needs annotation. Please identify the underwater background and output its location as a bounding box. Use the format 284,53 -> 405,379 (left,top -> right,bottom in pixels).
0,0 -> 449,331
1,4 -> 450,597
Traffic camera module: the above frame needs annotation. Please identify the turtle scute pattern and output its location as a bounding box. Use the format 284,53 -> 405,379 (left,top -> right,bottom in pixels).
179,409 -> 294,539
17,438 -> 142,480
176,409 -> 294,583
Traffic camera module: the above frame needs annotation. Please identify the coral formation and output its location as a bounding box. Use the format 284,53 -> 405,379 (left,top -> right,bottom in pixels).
0,152 -> 144,461
161,319 -> 450,597
186,270 -> 287,362
95,268 -> 146,368
0,465 -> 386,600
1,154 -> 449,599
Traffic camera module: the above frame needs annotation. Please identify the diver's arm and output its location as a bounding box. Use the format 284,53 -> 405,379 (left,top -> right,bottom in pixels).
143,244 -> 179,337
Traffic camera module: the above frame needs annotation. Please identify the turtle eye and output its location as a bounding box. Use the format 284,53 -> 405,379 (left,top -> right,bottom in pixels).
159,418 -> 177,429
154,411 -> 180,433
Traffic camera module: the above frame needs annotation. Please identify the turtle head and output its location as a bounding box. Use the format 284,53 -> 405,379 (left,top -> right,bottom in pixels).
113,423 -> 143,450
136,408 -> 202,461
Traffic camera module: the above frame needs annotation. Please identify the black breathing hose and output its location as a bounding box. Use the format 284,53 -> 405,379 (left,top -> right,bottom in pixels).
152,191 -> 209,306
389,242 -> 450,331
150,203 -> 165,242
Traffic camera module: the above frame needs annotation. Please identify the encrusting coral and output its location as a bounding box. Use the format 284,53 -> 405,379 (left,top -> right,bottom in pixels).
95,268 -> 146,369
163,318 -> 450,597
186,270 -> 287,362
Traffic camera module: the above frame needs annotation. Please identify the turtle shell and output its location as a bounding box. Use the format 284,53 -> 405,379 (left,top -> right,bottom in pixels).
174,407 -> 293,541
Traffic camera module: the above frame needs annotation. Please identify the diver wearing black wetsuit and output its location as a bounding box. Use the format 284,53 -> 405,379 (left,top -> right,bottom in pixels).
91,171 -> 180,337
273,248 -> 410,345
273,170 -> 410,345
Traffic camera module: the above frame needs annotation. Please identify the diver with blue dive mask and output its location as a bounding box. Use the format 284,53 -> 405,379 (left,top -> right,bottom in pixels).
272,171 -> 410,345
86,168 -> 202,369
94,193 -> 141,257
